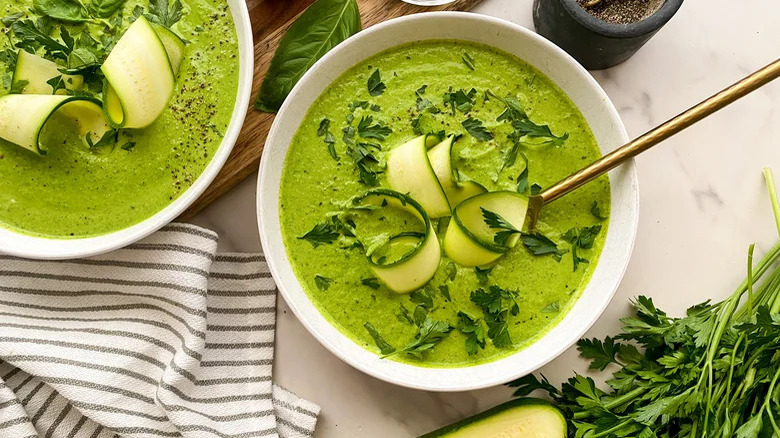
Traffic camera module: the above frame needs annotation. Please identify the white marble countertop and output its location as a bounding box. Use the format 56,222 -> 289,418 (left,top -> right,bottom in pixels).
191,0 -> 780,435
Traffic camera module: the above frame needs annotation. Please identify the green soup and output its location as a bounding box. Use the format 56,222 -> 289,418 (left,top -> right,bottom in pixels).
0,0 -> 239,238
281,41 -> 611,367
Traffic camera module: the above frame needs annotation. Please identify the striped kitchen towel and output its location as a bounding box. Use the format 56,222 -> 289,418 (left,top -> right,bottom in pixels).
0,223 -> 320,438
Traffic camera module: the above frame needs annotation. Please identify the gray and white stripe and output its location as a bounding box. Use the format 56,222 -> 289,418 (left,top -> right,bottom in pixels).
0,223 -> 319,437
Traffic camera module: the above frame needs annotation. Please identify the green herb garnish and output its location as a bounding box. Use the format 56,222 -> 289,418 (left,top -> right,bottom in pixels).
591,200 -> 607,220
530,183 -> 542,195
457,311 -> 486,356
367,68 -> 385,96
470,285 -> 519,348
461,117 -> 493,141
298,222 -> 340,247
410,287 -> 434,310
364,322 -> 396,356
316,118 -> 330,136
481,208 -> 521,246
439,285 -> 451,301
120,141 -> 136,151
146,0 -> 183,28
462,52 -> 475,70
443,88 -> 476,114
9,79 -> 28,94
562,225 -> 602,271
357,115 -> 391,141
397,317 -> 452,359
395,304 -> 414,325
348,100 -> 369,112
519,232 -> 567,261
541,301 -> 560,313
314,275 -> 332,291
46,75 -> 66,94
361,277 -> 381,289
475,266 -> 493,284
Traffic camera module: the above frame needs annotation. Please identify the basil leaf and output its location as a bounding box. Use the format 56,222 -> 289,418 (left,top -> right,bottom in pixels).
33,0 -> 89,23
255,0 -> 361,112
90,0 -> 125,18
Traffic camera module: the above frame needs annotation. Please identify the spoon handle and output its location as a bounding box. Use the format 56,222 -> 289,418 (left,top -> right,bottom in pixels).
539,58 -> 780,205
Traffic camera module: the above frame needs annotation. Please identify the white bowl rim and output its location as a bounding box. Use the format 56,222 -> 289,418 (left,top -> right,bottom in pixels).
258,11 -> 639,391
0,0 -> 254,260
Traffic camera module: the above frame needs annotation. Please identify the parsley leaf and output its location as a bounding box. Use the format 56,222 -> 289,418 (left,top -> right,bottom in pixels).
520,232 -> 567,261
562,225 -> 602,271
314,275 -> 332,291
120,141 -> 136,151
86,128 -> 118,152
46,75 -> 66,94
410,287 -> 434,310
457,311 -> 485,356
541,301 -> 560,313
443,88 -> 476,114
445,262 -> 457,281
462,52 -> 475,70
461,117 -> 493,141
395,304 -> 414,325
530,183 -> 542,195
357,115 -> 391,141
439,285 -> 451,301
397,317 -> 452,359
512,118 -> 569,146
298,222 -> 340,247
367,68 -> 385,96
146,0 -> 183,28
1,12 -> 23,27
316,118 -> 330,136
10,19 -> 70,60
347,142 -> 383,186
576,337 -> 620,371
591,200 -> 607,220
364,322 -> 396,356
361,277 -> 381,289
470,285 -> 519,348
481,208 -> 521,246
475,266 -> 493,284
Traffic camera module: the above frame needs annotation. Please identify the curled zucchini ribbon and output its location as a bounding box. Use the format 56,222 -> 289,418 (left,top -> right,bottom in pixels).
444,191 -> 529,267
0,17 -> 185,154
352,189 -> 441,294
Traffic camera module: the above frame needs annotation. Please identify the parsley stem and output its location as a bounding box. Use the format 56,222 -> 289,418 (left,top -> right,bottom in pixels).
763,167 -> 780,237
571,385 -> 646,421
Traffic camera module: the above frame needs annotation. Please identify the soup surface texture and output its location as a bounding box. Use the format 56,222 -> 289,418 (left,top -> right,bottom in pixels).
0,0 -> 239,238
280,40 -> 611,367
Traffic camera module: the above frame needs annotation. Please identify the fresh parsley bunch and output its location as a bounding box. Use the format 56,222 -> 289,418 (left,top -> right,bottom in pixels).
509,170 -> 780,438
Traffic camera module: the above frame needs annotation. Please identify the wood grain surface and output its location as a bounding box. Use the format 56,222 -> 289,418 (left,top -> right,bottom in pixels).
180,0 -> 483,219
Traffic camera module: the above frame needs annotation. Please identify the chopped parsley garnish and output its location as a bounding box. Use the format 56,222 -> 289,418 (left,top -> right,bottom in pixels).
297,222 -> 340,247
511,118 -> 569,146
562,225 -> 602,271
396,304 -> 414,325
457,311 -> 486,355
516,156 -> 529,193
416,84 -> 427,94
347,142 -> 383,186
470,285 -> 519,348
412,305 -> 427,326
314,275 -> 332,291
349,100 -> 370,112
342,125 -> 355,144
146,0 -> 183,29
481,208 -> 521,246
445,262 -> 458,281
364,322 -> 396,355
361,277 -> 381,289
439,285 -> 451,301
86,129 -> 118,152
317,118 -> 330,136
357,115 -> 391,141
367,69 -> 386,96
120,142 -> 136,151
519,232 -> 567,261
443,88 -> 477,114
462,52 -> 475,70
530,183 -> 542,195
410,287 -> 434,309
489,90 -> 569,147
370,104 -> 381,112
46,75 -> 66,94
591,200 -> 607,220
461,117 -> 493,141
475,266 -> 493,284
398,317 -> 452,359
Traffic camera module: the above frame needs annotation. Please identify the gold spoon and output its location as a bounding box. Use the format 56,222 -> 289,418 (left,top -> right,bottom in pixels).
526,58 -> 780,230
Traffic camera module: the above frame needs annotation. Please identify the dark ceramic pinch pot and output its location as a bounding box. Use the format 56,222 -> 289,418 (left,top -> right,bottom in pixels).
533,0 -> 684,70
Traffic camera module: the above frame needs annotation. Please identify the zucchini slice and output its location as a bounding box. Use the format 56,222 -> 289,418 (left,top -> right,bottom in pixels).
0,95 -> 109,154
443,191 -> 529,267
387,135 -> 451,218
12,50 -> 84,95
427,135 -> 487,208
352,189 -> 441,294
151,23 -> 186,73
418,398 -> 566,438
101,16 -> 175,128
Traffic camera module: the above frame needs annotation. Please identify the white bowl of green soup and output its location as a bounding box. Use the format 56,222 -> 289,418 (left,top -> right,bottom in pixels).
0,0 -> 253,259
258,12 -> 638,390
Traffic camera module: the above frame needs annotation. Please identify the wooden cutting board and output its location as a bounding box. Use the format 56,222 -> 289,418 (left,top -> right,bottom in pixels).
179,0 -> 484,219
